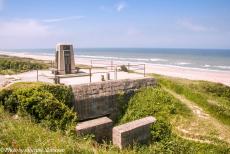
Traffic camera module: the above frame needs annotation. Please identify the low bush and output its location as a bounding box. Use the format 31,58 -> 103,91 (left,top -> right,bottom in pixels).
200,82 -> 230,101
0,82 -> 77,131
37,84 -> 74,108
151,119 -> 172,142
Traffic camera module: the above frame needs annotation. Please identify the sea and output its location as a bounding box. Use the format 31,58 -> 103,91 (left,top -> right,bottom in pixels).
1,48 -> 230,72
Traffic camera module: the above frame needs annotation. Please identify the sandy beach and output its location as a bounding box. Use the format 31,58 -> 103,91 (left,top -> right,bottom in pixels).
1,51 -> 230,87
144,64 -> 230,86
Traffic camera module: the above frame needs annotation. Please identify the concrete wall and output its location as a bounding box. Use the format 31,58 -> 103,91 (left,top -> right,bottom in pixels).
71,77 -> 156,121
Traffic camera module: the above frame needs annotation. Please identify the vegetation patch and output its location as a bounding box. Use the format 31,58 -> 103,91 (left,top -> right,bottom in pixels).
116,86 -> 229,153
0,82 -> 77,131
0,55 -> 50,75
0,78 -> 230,153
0,106 -> 93,153
119,87 -> 191,140
153,74 -> 230,126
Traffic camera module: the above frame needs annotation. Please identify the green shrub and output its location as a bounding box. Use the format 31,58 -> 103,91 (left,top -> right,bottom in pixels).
38,84 -> 73,108
0,83 -> 77,131
200,82 -> 230,100
0,88 -> 12,102
151,119 -> 172,142
4,93 -> 19,113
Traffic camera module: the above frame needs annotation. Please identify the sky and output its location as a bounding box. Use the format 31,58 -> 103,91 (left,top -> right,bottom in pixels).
0,0 -> 230,49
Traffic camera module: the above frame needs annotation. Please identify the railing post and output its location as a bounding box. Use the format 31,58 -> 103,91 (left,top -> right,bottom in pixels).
36,67 -> 39,82
115,66 -> 117,80
144,64 -> 146,77
89,68 -> 92,83
111,60 -> 113,70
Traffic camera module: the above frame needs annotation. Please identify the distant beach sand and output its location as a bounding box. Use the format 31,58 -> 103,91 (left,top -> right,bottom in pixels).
1,51 -> 230,86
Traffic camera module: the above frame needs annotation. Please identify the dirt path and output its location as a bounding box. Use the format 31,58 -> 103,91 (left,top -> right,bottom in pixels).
163,87 -> 230,144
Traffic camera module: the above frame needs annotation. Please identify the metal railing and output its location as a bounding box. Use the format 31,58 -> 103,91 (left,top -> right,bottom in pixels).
51,60 -> 146,84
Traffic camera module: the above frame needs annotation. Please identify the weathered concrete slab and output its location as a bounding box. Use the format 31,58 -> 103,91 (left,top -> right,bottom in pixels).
71,78 -> 156,121
76,117 -> 113,142
112,116 -> 156,149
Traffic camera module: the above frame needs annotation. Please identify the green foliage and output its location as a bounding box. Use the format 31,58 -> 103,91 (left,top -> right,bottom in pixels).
1,81 -> 230,153
0,82 -> 77,131
120,87 -> 191,123
37,84 -> 74,108
118,86 -> 229,153
115,91 -> 134,123
151,119 -> 172,142
0,55 -> 49,75
119,87 -> 191,141
137,135 -> 230,154
199,82 -> 230,101
155,75 -> 230,126
0,107 -> 92,153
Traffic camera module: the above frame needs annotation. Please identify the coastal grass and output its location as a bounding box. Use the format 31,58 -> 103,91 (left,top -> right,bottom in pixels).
0,55 -> 50,75
117,86 -> 230,152
0,106 -> 96,153
0,81 -> 230,153
151,74 -> 230,126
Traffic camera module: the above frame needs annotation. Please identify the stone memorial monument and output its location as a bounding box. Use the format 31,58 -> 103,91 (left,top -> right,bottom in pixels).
55,43 -> 75,75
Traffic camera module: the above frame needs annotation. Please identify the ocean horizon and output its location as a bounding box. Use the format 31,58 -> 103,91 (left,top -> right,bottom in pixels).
1,48 -> 230,72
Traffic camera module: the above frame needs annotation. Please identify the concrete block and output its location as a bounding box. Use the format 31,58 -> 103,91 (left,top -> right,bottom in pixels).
112,116 -> 156,149
76,117 -> 113,142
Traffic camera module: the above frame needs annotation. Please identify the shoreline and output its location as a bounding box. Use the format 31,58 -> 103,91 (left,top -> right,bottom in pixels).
1,51 -> 230,86
1,50 -> 230,73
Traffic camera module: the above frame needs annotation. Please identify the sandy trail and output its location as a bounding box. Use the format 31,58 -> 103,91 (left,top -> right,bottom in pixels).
163,87 -> 230,144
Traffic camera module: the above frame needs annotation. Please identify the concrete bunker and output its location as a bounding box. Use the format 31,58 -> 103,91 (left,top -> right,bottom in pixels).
72,77 -> 157,147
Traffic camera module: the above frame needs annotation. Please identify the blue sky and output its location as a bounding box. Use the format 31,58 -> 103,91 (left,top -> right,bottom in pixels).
0,0 -> 230,49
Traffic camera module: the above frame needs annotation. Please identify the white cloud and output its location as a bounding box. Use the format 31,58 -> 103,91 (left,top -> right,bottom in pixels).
0,0 -> 5,11
177,19 -> 216,32
0,19 -> 50,37
115,2 -> 126,12
0,19 -> 58,48
42,16 -> 85,23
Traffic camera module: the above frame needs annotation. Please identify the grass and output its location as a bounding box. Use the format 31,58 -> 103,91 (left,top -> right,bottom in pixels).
1,80 -> 230,153
117,86 -> 230,153
152,74 -> 230,126
0,55 -> 50,75
0,106 -> 95,153
119,87 -> 192,124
